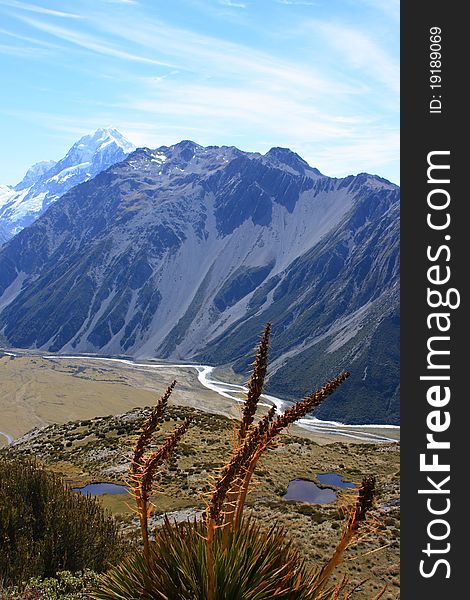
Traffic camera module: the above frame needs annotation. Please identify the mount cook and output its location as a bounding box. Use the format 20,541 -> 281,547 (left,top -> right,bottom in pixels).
0,128 -> 135,241
0,138 -> 399,424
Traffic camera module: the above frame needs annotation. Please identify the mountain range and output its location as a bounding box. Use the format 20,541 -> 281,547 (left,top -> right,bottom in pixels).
0,136 -> 399,425
0,128 -> 135,241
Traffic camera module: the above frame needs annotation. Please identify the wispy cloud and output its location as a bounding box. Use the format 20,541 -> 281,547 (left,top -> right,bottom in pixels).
276,1 -> 318,6
219,0 -> 248,7
95,13 -> 356,97
0,0 -> 81,18
310,130 -> 399,179
0,42 -> 50,57
311,21 -> 399,94
130,82 -> 355,139
17,16 -> 176,67
0,26 -> 64,49
0,0 -> 399,183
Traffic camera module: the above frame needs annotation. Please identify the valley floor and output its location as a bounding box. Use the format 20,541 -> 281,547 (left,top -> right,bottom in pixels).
0,350 -> 399,446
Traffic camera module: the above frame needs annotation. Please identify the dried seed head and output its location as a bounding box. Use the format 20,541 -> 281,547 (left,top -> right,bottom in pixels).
239,323 -> 271,442
355,475 -> 376,523
132,380 -> 176,474
141,416 -> 193,497
257,406 -> 276,438
268,372 -> 350,439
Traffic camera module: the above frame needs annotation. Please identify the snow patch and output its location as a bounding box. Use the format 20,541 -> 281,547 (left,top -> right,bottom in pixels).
48,162 -> 91,183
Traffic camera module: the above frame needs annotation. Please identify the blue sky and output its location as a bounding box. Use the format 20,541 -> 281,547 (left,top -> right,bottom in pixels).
0,0 -> 399,185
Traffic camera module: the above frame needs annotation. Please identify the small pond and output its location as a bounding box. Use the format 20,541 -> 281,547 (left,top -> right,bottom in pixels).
283,473 -> 356,504
283,479 -> 337,504
72,482 -> 129,496
316,473 -> 356,489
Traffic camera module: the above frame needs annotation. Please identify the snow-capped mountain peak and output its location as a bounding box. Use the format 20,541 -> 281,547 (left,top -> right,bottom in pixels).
0,129 -> 135,241
65,128 -> 136,165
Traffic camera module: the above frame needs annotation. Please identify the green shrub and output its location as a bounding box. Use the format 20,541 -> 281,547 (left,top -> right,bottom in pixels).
0,456 -> 122,587
93,517 -> 331,600
1,570 -> 100,599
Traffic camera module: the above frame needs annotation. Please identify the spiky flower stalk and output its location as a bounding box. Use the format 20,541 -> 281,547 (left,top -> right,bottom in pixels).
141,417 -> 193,498
233,373 -> 350,526
130,381 -> 176,564
232,408 -> 278,528
317,475 -> 376,590
129,381 -> 194,579
224,406 -> 276,529
131,380 -> 176,474
208,374 -> 350,528
266,372 -> 351,441
205,436 -> 258,523
204,415 -> 267,597
137,416 -> 193,567
95,325 -> 378,600
238,323 -> 271,443
353,475 -> 376,525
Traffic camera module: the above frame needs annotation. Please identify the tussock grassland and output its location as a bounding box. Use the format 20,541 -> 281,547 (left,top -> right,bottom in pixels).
7,404 -> 400,599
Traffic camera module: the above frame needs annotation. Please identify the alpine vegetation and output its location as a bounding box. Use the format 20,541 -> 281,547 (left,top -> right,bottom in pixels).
0,456 -> 122,588
93,326 -> 380,600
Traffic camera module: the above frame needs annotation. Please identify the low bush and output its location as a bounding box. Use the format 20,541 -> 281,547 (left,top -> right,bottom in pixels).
1,570 -> 100,599
0,456 -> 122,587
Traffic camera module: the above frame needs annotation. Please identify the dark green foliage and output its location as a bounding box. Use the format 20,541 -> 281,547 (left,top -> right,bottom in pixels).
93,518 -> 338,600
0,456 -> 122,587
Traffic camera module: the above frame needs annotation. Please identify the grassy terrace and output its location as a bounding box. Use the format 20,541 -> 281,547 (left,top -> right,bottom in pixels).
6,403 -> 400,598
